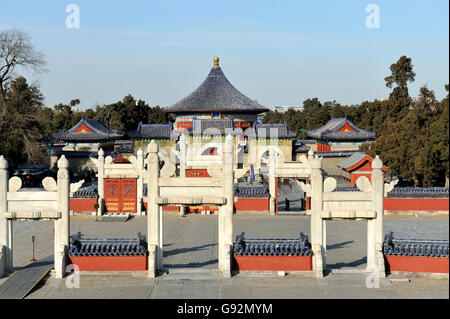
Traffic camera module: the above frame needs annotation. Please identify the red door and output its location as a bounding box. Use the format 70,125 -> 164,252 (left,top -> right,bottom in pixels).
121,179 -> 137,212
104,178 -> 137,213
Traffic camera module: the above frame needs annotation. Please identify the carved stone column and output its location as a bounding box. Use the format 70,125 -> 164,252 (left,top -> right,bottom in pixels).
147,141 -> 161,277
310,156 -> 324,278
368,155 -> 386,277
55,155 -> 70,278
0,155 -> 12,275
97,149 -> 105,216
219,134 -> 234,278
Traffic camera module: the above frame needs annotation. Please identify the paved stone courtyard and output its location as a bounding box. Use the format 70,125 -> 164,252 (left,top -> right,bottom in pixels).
1,213 -> 448,299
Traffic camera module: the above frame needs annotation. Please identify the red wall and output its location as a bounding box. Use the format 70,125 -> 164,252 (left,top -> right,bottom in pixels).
234,255 -> 312,271
185,169 -> 211,177
317,143 -> 331,151
234,198 -> 269,212
69,256 -> 147,271
143,202 -> 180,212
384,198 -> 449,211
70,198 -> 97,212
350,173 -> 372,186
384,255 -> 448,274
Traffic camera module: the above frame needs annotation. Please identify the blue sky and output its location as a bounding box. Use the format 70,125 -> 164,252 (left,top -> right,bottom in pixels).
0,0 -> 448,110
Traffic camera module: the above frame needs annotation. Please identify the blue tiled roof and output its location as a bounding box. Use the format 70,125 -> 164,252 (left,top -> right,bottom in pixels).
387,187 -> 449,198
69,232 -> 148,256
53,118 -> 123,141
128,122 -> 179,139
334,186 -> 449,199
307,118 -> 375,141
233,232 -> 312,256
383,232 -> 448,257
166,64 -> 269,114
234,185 -> 270,198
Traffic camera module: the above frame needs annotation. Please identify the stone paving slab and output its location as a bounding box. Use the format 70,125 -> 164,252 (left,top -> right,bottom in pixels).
24,272 -> 449,299
0,257 -> 53,299
3,214 -> 448,299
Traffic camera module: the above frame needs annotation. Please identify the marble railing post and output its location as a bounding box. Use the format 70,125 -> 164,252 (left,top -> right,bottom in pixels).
97,149 -> 105,216
368,155 -> 386,277
147,141 -> 161,277
268,148 -> 276,215
179,133 -> 187,177
219,134 -> 234,278
310,156 -> 325,278
0,155 -> 12,275
55,155 -> 70,278
137,148 -> 144,216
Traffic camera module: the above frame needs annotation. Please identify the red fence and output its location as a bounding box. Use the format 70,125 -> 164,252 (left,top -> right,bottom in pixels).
384,198 -> 449,211
70,198 -> 97,212
234,198 -> 269,212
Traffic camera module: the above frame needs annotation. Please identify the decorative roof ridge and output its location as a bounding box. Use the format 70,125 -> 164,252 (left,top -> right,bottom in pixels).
165,57 -> 269,113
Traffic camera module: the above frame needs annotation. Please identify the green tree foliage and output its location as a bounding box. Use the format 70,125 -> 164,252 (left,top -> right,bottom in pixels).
261,57 -> 447,186
0,76 -> 47,165
94,95 -> 170,133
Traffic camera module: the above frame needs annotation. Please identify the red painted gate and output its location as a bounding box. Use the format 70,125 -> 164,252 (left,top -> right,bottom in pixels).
104,178 -> 137,213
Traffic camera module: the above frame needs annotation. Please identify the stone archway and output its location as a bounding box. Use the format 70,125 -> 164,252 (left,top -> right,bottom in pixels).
146,135 -> 235,278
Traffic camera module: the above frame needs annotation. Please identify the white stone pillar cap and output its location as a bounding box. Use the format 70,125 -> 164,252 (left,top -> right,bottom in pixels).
58,155 -> 69,168
311,157 -> 322,169
0,155 -> 8,169
147,140 -> 158,153
372,155 -> 383,169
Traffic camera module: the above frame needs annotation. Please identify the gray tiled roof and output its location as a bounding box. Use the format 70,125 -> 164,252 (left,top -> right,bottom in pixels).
166,66 -> 269,114
53,118 -> 123,141
315,150 -> 361,158
307,118 -> 375,141
293,144 -> 310,153
337,152 -> 367,169
244,123 -> 297,139
128,122 -> 180,139
188,119 -> 239,135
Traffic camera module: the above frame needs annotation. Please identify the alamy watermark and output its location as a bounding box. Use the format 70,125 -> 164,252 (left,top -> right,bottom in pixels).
65,264 -> 80,288
365,4 -> 380,29
65,4 -> 80,29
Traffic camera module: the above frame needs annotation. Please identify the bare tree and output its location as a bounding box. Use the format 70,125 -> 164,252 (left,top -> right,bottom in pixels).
0,28 -> 47,101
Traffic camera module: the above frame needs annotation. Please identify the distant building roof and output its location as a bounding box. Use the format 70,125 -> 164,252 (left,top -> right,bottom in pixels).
190,119 -> 234,135
296,139 -> 317,145
337,152 -> 367,169
128,122 -> 180,140
53,118 -> 123,142
338,152 -> 388,172
166,57 -> 269,114
307,117 -> 375,141
244,123 -> 297,139
293,144 -> 310,153
315,150 -> 361,158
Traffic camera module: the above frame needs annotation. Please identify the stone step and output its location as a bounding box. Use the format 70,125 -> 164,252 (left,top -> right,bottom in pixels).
160,267 -> 221,280
162,267 -> 220,274
328,267 -> 367,274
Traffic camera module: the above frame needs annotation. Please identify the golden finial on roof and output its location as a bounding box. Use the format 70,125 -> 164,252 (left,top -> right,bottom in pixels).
213,57 -> 219,68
